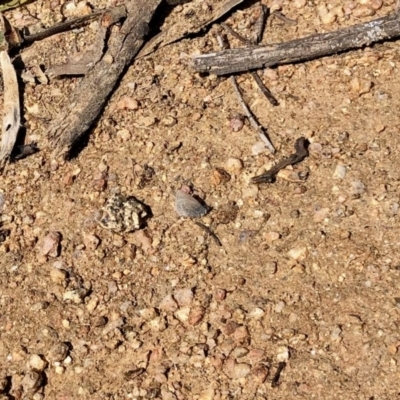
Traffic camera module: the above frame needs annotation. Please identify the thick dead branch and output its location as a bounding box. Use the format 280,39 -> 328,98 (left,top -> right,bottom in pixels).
192,12 -> 400,75
47,0 -> 161,157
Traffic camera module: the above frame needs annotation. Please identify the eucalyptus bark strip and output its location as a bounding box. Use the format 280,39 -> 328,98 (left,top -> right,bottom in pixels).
0,50 -> 20,165
192,12 -> 400,75
47,0 -> 161,157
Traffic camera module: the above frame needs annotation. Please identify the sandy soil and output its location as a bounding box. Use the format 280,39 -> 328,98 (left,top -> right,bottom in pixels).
1,0 -> 400,399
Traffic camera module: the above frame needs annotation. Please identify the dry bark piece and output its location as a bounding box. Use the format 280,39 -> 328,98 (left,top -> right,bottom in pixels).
47,0 -> 162,157
0,50 -> 20,167
192,12 -> 400,75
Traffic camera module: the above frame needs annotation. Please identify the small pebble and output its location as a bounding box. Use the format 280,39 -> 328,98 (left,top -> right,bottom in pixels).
137,116 -> 156,127
211,168 -> 231,186
29,354 -> 48,372
175,307 -> 190,323
264,232 -> 280,242
231,363 -> 251,379
86,297 -> 99,313
116,96 -> 139,110
198,388 -> 214,400
276,346 -> 290,362
293,0 -> 306,6
63,288 -> 88,304
313,207 -> 330,223
252,364 -> 269,383
233,326 -> 250,344
225,158 -> 243,174
333,164 -> 347,179
41,231 -> 62,257
188,306 -> 205,325
139,308 -> 157,320
22,370 -> 43,393
252,141 -> 267,156
265,261 -> 277,274
353,5 -> 375,17
102,317 -> 124,335
83,233 -> 100,250
248,308 -> 264,319
117,129 -> 131,142
50,268 -> 68,285
47,343 -> 69,363
274,300 -> 286,313
161,116 -> 177,127
230,113 -> 245,132
174,288 -> 193,306
159,294 -> 178,312
288,246 -> 308,261
350,180 -> 365,195
277,169 -> 306,183
370,0 -> 383,10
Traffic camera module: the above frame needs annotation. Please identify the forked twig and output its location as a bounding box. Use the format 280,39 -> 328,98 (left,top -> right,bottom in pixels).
216,34 -> 275,154
221,22 -> 278,106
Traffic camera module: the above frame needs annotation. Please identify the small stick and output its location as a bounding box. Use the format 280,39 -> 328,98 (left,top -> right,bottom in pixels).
271,361 -> 286,388
252,137 -> 309,184
21,8 -> 127,43
254,5 -> 269,44
217,34 -> 275,153
221,22 -> 253,45
271,11 -> 297,26
221,23 -> 278,106
194,222 -> 222,246
250,71 -> 278,106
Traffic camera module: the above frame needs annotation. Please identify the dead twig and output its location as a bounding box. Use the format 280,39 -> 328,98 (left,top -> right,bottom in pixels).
271,362 -> 286,388
22,6 -> 126,43
47,0 -> 161,158
221,19 -> 279,106
193,12 -> 400,75
251,137 -> 309,184
194,222 -> 222,246
216,34 -> 275,154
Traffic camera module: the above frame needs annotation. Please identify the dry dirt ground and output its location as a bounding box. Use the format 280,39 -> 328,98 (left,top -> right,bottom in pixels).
1,0 -> 400,399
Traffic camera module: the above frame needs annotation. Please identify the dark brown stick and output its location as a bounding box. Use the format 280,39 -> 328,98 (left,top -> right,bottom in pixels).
251,137 -> 309,184
192,12 -> 400,75
22,7 -> 126,43
47,0 -> 161,157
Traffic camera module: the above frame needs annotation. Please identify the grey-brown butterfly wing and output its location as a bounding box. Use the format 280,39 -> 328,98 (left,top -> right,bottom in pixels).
175,190 -> 208,218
